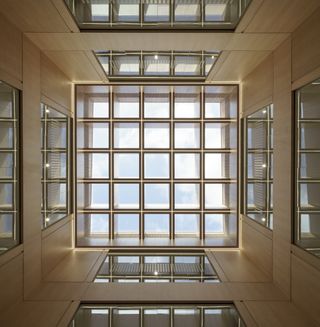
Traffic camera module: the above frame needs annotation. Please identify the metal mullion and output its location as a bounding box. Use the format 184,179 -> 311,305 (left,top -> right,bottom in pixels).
200,85 -> 204,240
140,86 -> 144,240
110,87 -> 114,240
170,86 -> 174,240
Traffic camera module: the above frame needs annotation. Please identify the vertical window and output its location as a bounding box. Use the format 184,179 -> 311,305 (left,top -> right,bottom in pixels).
76,85 -> 238,247
41,104 -> 71,228
295,79 -> 320,257
0,81 -> 20,255
244,105 -> 273,228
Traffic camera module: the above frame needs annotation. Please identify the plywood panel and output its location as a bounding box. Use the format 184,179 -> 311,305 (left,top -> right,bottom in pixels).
292,6 -> 320,82
42,220 -> 72,277
0,0 -> 70,33
22,36 -> 42,296
26,32 -> 288,52
43,50 -> 107,82
45,250 -> 103,282
292,255 -> 320,325
272,39 -> 292,297
245,301 -> 318,327
211,250 -> 270,282
241,220 -> 273,279
245,0 -> 320,33
0,254 -> 23,313
242,54 -> 273,115
41,53 -> 72,113
0,300 -> 71,327
0,13 -> 22,83
209,50 -> 270,82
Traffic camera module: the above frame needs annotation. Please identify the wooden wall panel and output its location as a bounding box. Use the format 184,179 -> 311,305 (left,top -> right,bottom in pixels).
291,255 -> 320,325
242,219 -> 273,278
42,219 -> 72,278
40,53 -> 72,114
292,7 -> 320,83
242,54 -> 274,116
0,13 -> 22,84
22,36 -> 42,297
272,38 -> 292,297
0,253 -> 23,313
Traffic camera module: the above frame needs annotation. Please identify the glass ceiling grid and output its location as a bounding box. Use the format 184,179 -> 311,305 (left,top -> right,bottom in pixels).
76,84 -> 238,248
65,0 -> 252,30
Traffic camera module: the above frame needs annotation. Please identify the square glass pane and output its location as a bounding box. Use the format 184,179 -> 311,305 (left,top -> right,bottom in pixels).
144,183 -> 170,209
144,153 -> 170,179
174,56 -> 201,76
0,82 -> 14,118
114,123 -> 139,148
113,86 -> 140,118
247,153 -> 267,179
113,55 -> 140,75
90,1 -> 109,22
300,123 -> 320,149
46,152 -> 67,179
247,183 -> 267,210
205,183 -> 237,209
174,86 -> 200,118
204,85 -> 238,118
174,153 -> 200,179
205,153 -> 237,179
114,183 -> 140,209
144,86 -> 170,118
205,214 -> 226,235
47,183 -> 66,209
77,153 -> 109,179
144,55 -> 170,76
144,123 -> 170,148
299,81 -> 320,119
298,213 -> 320,247
144,2 -> 170,22
0,214 -> 14,238
114,214 -> 140,237
205,122 -> 237,149
174,1 -> 201,22
144,309 -> 170,327
0,122 -> 13,148
247,121 -> 267,149
205,1 -> 228,21
114,153 -> 139,179
174,183 -> 200,209
0,152 -> 13,178
144,214 -> 170,237
299,183 -> 320,209
47,121 -> 67,148
77,183 -> 109,209
77,85 -> 109,117
87,214 -> 109,235
0,183 -> 13,208
300,153 -> 320,179
174,123 -> 200,148
113,0 -> 140,22
77,122 -> 109,148
175,214 -> 200,237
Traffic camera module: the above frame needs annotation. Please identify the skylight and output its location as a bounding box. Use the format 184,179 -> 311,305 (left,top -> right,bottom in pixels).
95,51 -> 219,79
65,0 -> 251,30
76,84 -> 238,247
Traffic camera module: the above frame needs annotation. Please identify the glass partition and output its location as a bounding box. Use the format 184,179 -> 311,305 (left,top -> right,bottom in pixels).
244,105 -> 273,229
94,251 -> 219,283
69,304 -> 246,327
65,0 -> 251,30
295,79 -> 320,257
76,84 -> 238,247
41,104 -> 71,229
0,81 -> 20,255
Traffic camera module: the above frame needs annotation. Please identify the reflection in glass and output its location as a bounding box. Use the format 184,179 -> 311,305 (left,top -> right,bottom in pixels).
174,1 -> 200,21
205,183 -> 236,209
113,0 -> 140,22
245,105 -> 273,229
205,123 -> 237,149
174,123 -> 200,148
144,2 -> 170,22
205,153 -> 237,179
174,56 -> 201,75
144,55 -> 170,76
